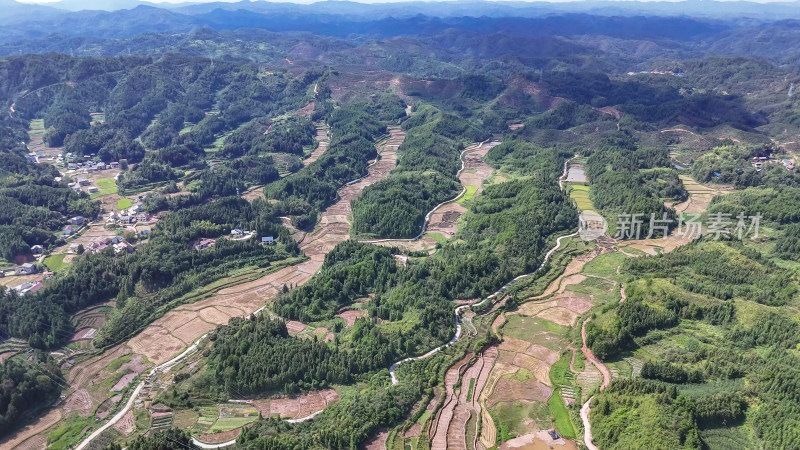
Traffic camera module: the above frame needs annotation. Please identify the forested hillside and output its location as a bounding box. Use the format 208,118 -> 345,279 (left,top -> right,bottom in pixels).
351,104 -> 489,238
1,5 -> 800,450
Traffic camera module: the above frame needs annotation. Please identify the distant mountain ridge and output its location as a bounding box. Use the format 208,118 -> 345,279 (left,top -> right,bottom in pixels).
0,4 -> 735,43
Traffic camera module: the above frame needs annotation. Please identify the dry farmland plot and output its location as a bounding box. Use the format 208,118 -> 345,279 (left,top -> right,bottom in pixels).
302,123 -> 330,167
21,123 -> 407,449
112,410 -> 135,436
302,127 -> 404,258
0,408 -> 63,450
253,388 -> 339,419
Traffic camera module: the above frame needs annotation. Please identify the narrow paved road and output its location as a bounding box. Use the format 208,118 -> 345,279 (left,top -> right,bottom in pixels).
578,316 -> 612,450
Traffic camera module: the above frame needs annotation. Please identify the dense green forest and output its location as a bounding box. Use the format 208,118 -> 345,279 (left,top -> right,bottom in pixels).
0,142 -> 98,261
690,143 -> 800,188
0,354 -> 62,439
587,239 -> 800,449
351,104 -> 488,238
0,196 -> 296,348
264,100 -> 388,229
1,14 -> 800,450
586,133 -> 686,238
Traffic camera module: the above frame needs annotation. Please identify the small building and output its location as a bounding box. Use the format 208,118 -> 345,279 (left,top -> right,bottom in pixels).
30,245 -> 43,255
15,263 -> 37,275
63,225 -> 74,236
231,229 -> 244,237
547,429 -> 560,440
71,216 -> 84,226
77,177 -> 90,186
87,186 -> 99,194
195,238 -> 215,251
110,161 -> 120,168
68,163 -> 78,170
69,243 -> 81,253
261,236 -> 275,245
113,242 -> 134,255
139,229 -> 150,237
111,236 -> 124,244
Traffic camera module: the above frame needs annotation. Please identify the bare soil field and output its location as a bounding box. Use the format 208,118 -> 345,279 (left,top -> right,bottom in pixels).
426,204 -> 465,237
198,428 -> 241,444
335,308 -> 366,327
303,123 -> 330,167
253,388 -> 338,419
487,377 -> 553,407
363,430 -> 389,450
500,431 -> 579,450
112,410 -> 135,435
0,408 -> 63,449
0,274 -> 39,288
12,434 -> 47,450
301,127 -> 403,259
64,388 -> 93,417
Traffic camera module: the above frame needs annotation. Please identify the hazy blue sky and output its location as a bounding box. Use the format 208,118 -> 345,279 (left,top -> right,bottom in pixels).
15,0 -> 800,4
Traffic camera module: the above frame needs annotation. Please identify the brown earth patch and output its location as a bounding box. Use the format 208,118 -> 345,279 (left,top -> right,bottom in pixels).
0,408 -> 62,450
511,354 -> 552,386
335,309 -> 365,327
12,434 -> 47,450
499,337 -> 534,353
110,373 -> 137,392
537,306 -> 580,327
556,294 -> 595,315
285,320 -> 307,335
113,410 -> 135,435
64,388 -> 93,417
525,344 -> 560,365
253,388 -> 338,419
172,317 -> 218,344
486,378 -> 553,407
363,430 -> 389,450
199,428 -> 242,444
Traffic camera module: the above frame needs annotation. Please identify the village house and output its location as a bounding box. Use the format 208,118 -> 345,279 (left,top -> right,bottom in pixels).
231,228 -> 244,237
30,245 -> 43,255
71,216 -> 84,226
110,161 -> 120,168
88,186 -> 99,194
113,242 -> 134,255
118,212 -> 132,224
77,177 -> 90,186
261,236 -> 275,245
15,263 -> 37,275
195,238 -> 215,251
136,213 -> 149,222
63,225 -> 74,236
